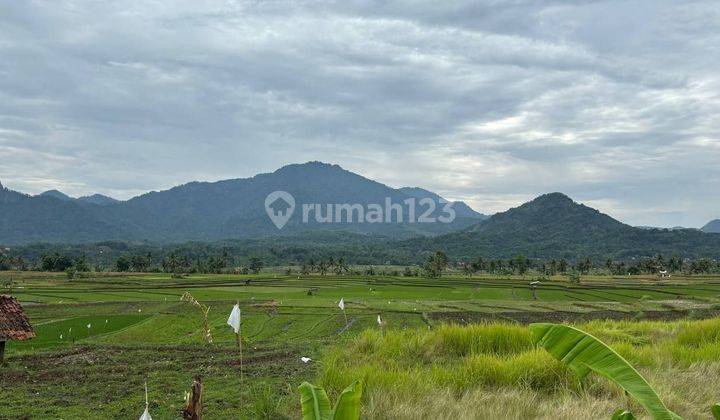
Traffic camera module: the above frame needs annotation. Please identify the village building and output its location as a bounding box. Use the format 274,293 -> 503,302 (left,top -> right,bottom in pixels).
0,294 -> 35,361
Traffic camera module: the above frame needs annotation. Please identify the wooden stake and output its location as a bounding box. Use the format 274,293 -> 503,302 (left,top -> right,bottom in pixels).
236,300 -> 243,410
181,376 -> 203,420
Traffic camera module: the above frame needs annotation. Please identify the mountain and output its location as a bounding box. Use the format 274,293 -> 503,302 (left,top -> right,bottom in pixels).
39,190 -> 73,201
403,192 -> 720,260
0,162 -> 485,245
77,194 -> 120,206
702,219 -> 720,233
37,190 -> 119,206
0,182 -> 26,204
398,187 -> 488,220
636,225 -> 692,231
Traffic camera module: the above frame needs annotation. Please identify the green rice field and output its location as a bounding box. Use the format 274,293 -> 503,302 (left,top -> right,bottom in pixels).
2,271 -> 720,418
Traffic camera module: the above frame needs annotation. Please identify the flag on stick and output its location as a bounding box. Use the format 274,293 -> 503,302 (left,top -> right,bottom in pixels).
227,304 -> 241,334
227,302 -> 243,407
139,380 -> 152,420
338,298 -> 348,327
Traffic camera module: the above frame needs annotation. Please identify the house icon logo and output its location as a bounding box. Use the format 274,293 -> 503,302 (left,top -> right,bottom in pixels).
264,191 -> 295,229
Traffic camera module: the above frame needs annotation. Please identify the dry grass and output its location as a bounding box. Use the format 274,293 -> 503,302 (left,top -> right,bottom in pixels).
320,319 -> 720,419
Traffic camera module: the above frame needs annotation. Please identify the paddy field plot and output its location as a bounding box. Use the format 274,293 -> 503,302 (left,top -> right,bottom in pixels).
2,271 -> 720,418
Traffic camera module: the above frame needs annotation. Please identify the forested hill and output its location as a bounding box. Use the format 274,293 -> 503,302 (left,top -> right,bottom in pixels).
702,219 -> 720,233
4,193 -> 720,267
0,162 -> 484,245
400,193 -> 720,260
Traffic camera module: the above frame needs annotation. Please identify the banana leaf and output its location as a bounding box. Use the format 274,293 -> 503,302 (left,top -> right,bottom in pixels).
612,409 -> 636,420
530,323 -> 681,420
299,382 -> 332,420
331,380 -> 363,420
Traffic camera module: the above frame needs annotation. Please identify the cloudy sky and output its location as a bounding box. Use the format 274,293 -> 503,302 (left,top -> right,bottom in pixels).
1,1 -> 719,227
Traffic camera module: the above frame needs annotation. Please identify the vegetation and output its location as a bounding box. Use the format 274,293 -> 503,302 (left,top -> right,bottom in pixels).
2,242 -> 719,278
319,320 -> 720,419
2,271 -> 720,418
531,323 -> 678,419
299,380 -> 362,420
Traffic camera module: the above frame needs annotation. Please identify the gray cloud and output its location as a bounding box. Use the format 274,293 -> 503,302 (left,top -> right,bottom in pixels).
0,0 -> 718,227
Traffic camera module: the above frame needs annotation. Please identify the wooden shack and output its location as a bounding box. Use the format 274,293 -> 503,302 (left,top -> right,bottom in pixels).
0,294 -> 35,361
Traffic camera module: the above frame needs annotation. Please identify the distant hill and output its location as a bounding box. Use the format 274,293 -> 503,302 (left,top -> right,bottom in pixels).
398,187 -> 488,220
39,190 -> 74,201
636,225 -> 692,231
0,162 -> 485,245
402,192 -> 720,260
37,190 -> 120,206
3,188 -> 720,263
702,219 -> 720,233
77,194 -> 120,206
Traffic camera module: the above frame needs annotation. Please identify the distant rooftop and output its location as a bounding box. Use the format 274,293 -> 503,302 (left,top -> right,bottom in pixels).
0,295 -> 35,341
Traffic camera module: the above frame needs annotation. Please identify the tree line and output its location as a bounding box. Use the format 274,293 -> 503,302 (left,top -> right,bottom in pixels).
460,254 -> 719,276
0,249 -> 718,277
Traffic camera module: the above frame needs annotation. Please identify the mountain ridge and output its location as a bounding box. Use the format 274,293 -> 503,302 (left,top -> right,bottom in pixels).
702,219 -> 720,233
400,192 -> 720,260
0,162 -> 485,245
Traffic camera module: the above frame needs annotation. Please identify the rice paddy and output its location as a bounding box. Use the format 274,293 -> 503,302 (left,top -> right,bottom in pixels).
2,270 -> 720,418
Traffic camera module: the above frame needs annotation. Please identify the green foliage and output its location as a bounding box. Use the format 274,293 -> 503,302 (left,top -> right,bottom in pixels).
431,323 -> 533,356
251,385 -> 288,419
299,382 -> 331,420
711,403 -> 720,420
40,252 -> 74,271
423,251 -> 448,278
611,409 -> 636,420
568,271 -> 581,284
530,323 -> 680,420
298,380 -> 362,420
676,318 -> 720,347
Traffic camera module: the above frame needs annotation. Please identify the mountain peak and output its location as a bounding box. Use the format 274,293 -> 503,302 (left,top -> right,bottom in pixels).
39,189 -> 73,201
469,191 -> 627,236
531,192 -> 574,205
274,161 -> 345,175
77,193 -> 119,205
702,219 -> 720,233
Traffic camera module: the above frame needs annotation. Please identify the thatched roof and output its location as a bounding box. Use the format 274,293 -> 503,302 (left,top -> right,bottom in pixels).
0,295 -> 35,341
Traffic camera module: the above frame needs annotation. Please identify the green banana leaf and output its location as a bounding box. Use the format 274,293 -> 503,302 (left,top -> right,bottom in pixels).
612,409 -> 636,420
299,382 -> 332,420
530,323 -> 681,420
711,402 -> 720,420
331,380 -> 363,420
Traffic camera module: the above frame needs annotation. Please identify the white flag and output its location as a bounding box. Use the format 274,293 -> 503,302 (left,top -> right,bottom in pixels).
227,303 -> 241,334
300,357 -> 312,363
139,407 -> 152,420
377,315 -> 382,325
87,323 -> 92,329
338,298 -> 345,311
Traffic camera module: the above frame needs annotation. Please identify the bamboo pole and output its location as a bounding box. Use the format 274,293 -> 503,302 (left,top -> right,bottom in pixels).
236,300 -> 243,410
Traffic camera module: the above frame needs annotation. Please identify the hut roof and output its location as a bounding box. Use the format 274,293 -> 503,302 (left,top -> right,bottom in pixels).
0,295 -> 35,341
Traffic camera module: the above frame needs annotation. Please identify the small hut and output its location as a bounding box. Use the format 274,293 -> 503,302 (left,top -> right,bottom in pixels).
0,295 -> 35,361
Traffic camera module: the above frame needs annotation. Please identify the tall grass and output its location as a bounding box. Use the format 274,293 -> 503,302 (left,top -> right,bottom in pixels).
318,318 -> 720,419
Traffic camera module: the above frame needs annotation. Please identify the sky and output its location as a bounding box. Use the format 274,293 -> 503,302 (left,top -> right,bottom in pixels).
1,1 -> 719,228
